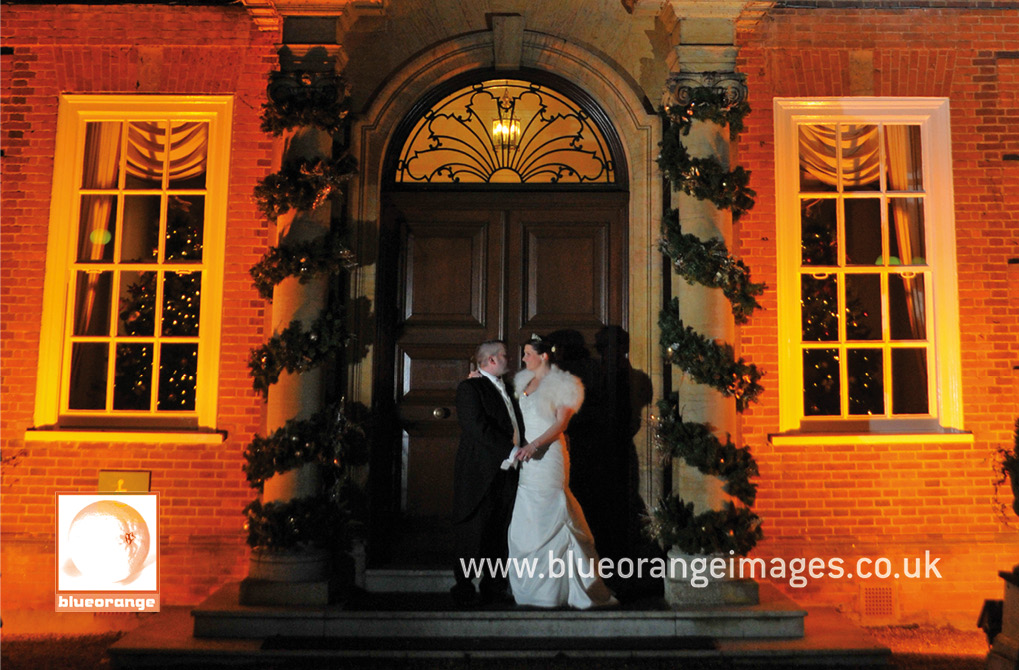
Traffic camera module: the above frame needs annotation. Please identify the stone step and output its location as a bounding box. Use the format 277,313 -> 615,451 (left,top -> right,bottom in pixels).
191,581 -> 807,640
108,602 -> 892,669
364,567 -> 454,593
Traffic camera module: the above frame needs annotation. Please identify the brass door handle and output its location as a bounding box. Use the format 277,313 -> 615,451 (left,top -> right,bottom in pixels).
433,407 -> 450,419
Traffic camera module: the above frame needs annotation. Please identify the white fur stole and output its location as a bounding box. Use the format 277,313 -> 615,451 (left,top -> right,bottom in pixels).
513,365 -> 584,412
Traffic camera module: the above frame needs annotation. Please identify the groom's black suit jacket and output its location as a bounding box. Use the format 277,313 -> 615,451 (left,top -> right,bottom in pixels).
451,376 -> 523,524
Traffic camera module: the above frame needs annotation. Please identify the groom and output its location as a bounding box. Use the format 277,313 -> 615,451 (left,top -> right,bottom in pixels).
450,340 -> 522,606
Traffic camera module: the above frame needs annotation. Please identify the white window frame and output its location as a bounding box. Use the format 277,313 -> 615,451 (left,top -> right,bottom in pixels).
29,95 -> 232,443
772,98 -> 969,445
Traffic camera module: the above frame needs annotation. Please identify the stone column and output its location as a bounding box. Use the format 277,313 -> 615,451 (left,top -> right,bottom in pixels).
661,4 -> 757,607
240,45 -> 343,607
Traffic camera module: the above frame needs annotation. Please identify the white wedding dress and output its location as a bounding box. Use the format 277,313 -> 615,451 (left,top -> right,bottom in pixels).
507,366 -> 617,609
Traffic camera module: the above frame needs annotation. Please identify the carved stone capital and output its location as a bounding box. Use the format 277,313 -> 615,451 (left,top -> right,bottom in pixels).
266,69 -> 345,109
662,71 -> 747,110
277,44 -> 347,75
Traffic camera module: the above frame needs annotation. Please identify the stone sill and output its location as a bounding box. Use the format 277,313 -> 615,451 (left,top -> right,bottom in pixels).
24,428 -> 226,445
768,431 -> 974,446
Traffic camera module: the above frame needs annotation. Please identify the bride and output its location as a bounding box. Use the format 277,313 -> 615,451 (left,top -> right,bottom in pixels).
508,336 -> 617,609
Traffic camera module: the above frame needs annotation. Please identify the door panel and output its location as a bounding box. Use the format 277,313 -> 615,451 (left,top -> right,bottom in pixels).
403,223 -> 488,327
522,222 -> 608,327
509,201 -> 626,355
379,191 -> 626,563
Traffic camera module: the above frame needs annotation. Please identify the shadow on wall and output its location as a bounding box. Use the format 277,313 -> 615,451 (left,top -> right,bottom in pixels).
547,326 -> 661,599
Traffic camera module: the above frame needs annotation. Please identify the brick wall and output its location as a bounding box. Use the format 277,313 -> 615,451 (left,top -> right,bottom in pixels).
0,5 -> 278,609
736,6 -> 1019,625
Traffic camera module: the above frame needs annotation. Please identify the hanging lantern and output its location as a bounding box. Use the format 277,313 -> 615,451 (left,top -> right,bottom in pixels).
492,88 -> 520,150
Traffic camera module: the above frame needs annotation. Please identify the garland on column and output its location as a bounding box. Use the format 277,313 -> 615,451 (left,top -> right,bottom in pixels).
254,155 -> 358,221
261,71 -> 351,137
659,299 -> 763,412
660,208 -> 763,324
248,310 -> 349,398
657,128 -> 755,222
243,68 -> 367,552
648,83 -> 765,556
244,401 -> 369,490
250,229 -> 357,301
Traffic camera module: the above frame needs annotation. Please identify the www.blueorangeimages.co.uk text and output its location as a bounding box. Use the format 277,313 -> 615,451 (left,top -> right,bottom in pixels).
460,551 -> 942,588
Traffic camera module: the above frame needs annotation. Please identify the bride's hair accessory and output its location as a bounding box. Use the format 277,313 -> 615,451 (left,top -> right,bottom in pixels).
528,333 -> 556,354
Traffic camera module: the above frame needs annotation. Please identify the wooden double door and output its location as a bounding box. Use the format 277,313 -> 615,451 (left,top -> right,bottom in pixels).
374,190 -> 627,563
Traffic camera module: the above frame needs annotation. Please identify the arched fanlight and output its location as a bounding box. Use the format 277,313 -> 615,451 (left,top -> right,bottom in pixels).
395,79 -> 616,184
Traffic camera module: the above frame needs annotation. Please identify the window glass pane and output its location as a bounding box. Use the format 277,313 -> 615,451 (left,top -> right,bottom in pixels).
892,348 -> 928,414
801,275 -> 839,341
844,199 -> 882,266
803,348 -> 840,416
69,343 -> 108,409
801,198 -> 837,265
162,271 -> 201,337
841,124 -> 880,192
165,195 -> 204,262
845,274 -> 881,340
125,121 -> 167,189
167,122 -> 208,190
158,343 -> 198,411
888,198 -> 926,265
848,348 -> 884,415
114,343 -> 152,410
81,122 -> 122,189
889,274 -> 926,340
884,125 -> 923,191
798,125 -> 837,192
118,270 -> 156,336
121,195 -> 160,263
77,195 -> 118,263
73,271 -> 113,336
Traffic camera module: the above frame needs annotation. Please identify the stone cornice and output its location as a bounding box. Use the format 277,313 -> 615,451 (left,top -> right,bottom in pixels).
241,0 -> 283,32
241,0 -> 385,32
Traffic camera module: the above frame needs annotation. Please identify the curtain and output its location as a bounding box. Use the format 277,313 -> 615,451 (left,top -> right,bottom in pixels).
798,124 -> 880,189
76,122 -> 121,335
70,122 -> 121,406
884,126 -> 925,340
126,121 -> 208,184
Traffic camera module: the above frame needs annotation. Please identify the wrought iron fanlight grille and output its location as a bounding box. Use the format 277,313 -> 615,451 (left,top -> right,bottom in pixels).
395,79 -> 616,184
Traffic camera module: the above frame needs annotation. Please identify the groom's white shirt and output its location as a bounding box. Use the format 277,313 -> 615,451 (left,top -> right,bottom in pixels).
479,369 -> 521,469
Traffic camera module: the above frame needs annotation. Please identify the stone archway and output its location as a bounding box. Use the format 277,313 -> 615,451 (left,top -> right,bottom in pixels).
344,30 -> 665,546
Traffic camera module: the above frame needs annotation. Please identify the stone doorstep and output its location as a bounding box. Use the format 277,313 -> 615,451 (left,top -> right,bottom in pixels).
191,580 -> 807,640
108,602 -> 892,669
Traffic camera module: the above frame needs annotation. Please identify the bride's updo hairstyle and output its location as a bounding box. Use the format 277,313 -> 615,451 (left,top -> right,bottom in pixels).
526,335 -> 559,366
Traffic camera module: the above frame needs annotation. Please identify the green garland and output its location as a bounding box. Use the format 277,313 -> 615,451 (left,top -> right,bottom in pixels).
659,298 -> 764,412
650,83 -> 764,558
657,118 -> 756,221
261,71 -> 351,137
661,208 -> 764,325
648,497 -> 763,556
250,230 -> 357,301
655,394 -> 758,506
243,401 -> 369,490
248,310 -> 348,398
663,87 -> 751,141
244,494 -> 346,551
254,155 -> 358,220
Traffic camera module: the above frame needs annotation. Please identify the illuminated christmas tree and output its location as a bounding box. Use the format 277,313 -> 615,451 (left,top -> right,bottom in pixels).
115,196 -> 201,411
